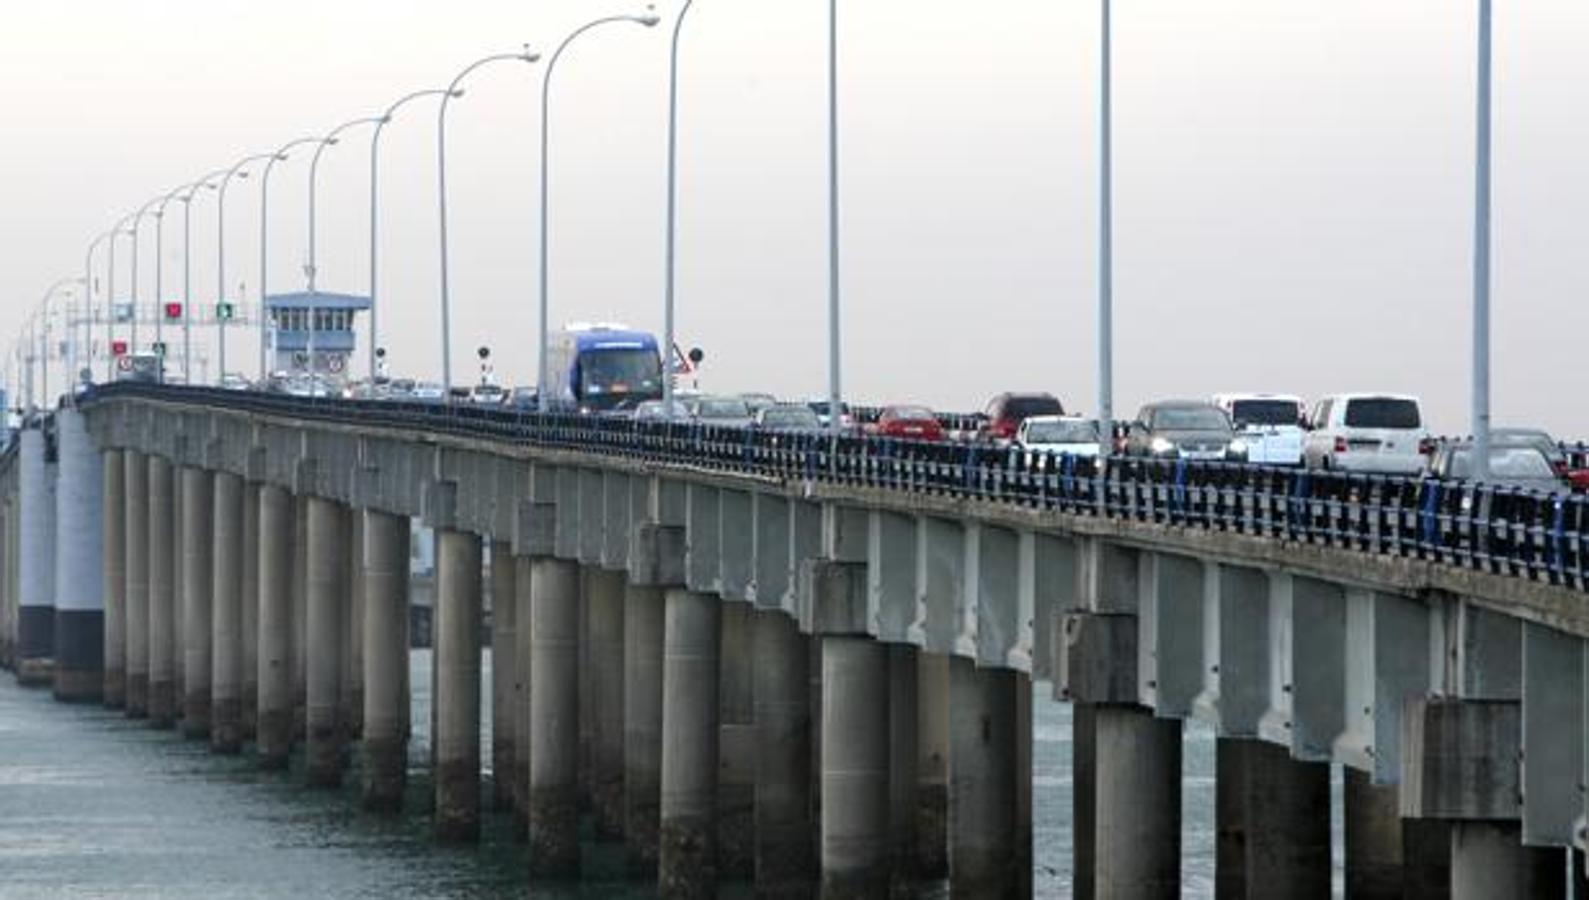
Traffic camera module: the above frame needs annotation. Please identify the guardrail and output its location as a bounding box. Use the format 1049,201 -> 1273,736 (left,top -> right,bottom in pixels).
80,383 -> 1588,594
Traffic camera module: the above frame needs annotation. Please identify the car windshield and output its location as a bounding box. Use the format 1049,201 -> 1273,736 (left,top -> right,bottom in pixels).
1151,407 -> 1229,431
887,406 -> 935,422
1005,396 -> 1063,420
808,401 -> 851,416
1026,420 -> 1099,444
1229,399 -> 1298,427
762,407 -> 819,429
1344,398 -> 1421,429
475,385 -> 503,396
580,348 -> 661,394
390,379 -> 415,391
1450,447 -> 1556,481
697,398 -> 750,419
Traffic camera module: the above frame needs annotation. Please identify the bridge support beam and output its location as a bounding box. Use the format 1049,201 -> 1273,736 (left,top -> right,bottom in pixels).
342,510 -> 363,742
887,645 -> 918,890
210,471 -> 244,753
752,608 -> 814,897
589,566 -> 626,842
512,555 -> 532,835
529,556 -> 581,873
292,494 -> 308,743
718,601 -> 754,877
624,580 -> 666,871
1216,737 -> 1330,898
1344,768 -> 1451,899
53,409 -> 102,702
256,483 -> 294,769
434,528 -> 483,842
361,509 -> 410,813
306,496 -> 348,786
16,427 -> 56,688
818,634 -> 891,898
102,449 -> 125,707
241,481 -> 259,740
949,656 -> 1023,898
147,455 -> 176,728
123,450 -> 149,717
488,541 -> 516,813
660,587 -> 721,898
180,467 -> 214,740
915,649 -> 950,879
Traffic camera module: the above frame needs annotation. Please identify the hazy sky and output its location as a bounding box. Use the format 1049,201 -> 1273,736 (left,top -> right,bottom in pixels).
2,1 -> 1586,434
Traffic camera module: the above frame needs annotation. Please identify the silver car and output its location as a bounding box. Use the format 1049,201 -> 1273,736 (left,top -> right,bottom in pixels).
687,396 -> 754,429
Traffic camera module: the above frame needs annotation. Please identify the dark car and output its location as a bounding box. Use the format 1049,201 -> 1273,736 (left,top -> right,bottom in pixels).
1125,401 -> 1244,461
1429,441 -> 1566,493
978,392 -> 1065,444
873,405 -> 945,441
1491,428 -> 1568,478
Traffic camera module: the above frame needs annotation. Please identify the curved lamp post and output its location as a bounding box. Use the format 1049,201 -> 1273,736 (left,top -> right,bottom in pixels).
437,49 -> 540,393
211,156 -> 271,385
102,213 -> 136,380
128,196 -> 169,357
537,12 -> 661,410
307,118 -> 382,379
662,0 -> 696,411
826,0 -> 841,438
1098,0 -> 1113,457
370,88 -> 454,381
259,136 -> 335,381
153,177 -> 218,382
83,228 -> 119,386
30,277 -> 83,409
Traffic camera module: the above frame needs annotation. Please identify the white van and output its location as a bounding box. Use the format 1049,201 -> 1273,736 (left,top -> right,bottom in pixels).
1303,393 -> 1430,475
1211,393 -> 1306,466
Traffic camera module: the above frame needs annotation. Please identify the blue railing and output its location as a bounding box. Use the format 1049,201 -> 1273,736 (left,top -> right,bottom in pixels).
79,383 -> 1588,593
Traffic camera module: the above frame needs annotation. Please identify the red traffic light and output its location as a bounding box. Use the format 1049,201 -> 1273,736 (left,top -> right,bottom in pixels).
164,302 -> 184,320
110,340 -> 129,356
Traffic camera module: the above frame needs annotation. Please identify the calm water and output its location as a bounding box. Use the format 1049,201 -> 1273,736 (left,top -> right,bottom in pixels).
0,652 -> 1343,899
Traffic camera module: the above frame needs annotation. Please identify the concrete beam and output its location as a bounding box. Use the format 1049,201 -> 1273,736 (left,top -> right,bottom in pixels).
1056,612 -> 1139,705
1192,563 -> 1269,736
1400,697 -> 1520,821
1521,623 -> 1583,847
1138,552 -> 1203,718
1335,590 -> 1430,782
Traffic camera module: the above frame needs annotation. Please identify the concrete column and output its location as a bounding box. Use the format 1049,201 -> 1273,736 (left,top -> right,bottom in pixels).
102,449 -> 126,707
256,483 -> 294,769
915,650 -> 950,879
52,409 -> 103,702
0,499 -> 9,672
434,528 -> 482,842
489,541 -> 516,813
146,456 -> 176,728
241,482 -> 260,739
172,470 -> 185,704
530,556 -> 581,875
1216,738 -> 1329,898
16,427 -> 56,687
752,609 -> 813,897
1344,768 -> 1454,899
1088,705 -> 1181,898
1450,821 -> 1563,899
210,471 -> 244,753
346,509 -> 364,740
306,496 -> 349,787
123,450 -> 149,717
589,567 -> 627,842
948,657 -> 1021,898
660,588 -> 721,898
361,509 -> 410,812
819,636 -> 891,898
718,602 -> 754,877
513,555 -> 533,834
624,582 -> 665,872
292,494 -> 308,741
180,467 -> 214,739
888,645 -> 919,889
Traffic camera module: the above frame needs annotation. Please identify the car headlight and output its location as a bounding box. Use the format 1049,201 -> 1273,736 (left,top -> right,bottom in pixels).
1228,438 -> 1249,455
1150,436 -> 1175,455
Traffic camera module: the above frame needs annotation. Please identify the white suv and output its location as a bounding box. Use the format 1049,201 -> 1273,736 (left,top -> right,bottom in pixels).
1303,393 -> 1430,475
1211,393 -> 1306,466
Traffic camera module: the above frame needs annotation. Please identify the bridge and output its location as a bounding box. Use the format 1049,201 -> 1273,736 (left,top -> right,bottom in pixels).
1,383 -> 1585,898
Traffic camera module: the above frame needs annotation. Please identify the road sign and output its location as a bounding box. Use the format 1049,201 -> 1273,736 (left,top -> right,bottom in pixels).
116,356 -> 133,372
113,302 -> 134,323
216,302 -> 235,321
163,302 -> 183,320
110,339 -> 129,357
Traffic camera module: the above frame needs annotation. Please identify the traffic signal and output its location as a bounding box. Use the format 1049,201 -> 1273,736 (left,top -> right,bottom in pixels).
216,302 -> 235,321
110,340 -> 129,356
164,302 -> 183,320
151,342 -> 168,358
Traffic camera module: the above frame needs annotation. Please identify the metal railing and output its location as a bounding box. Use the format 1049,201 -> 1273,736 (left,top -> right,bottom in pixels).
80,383 -> 1589,594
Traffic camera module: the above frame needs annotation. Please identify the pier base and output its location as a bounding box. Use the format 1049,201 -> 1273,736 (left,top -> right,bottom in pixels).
361,510 -> 410,813
434,529 -> 482,842
529,557 -> 581,875
819,635 -> 890,899
659,588 -> 721,898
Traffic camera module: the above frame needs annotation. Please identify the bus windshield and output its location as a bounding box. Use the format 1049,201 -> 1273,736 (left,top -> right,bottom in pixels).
580,349 -> 660,394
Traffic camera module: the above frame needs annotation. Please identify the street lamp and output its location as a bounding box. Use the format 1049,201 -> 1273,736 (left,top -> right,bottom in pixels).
30,278 -> 82,409
1097,0 -> 1114,457
259,136 -> 335,381
662,0 -> 697,411
1471,0 -> 1494,482
308,118 -> 382,380
128,196 -> 168,356
825,0 -> 841,437
83,228 -> 119,386
370,88 -> 455,381
153,178 -> 217,383
103,213 -> 136,381
538,12 -> 661,411
213,156 -> 271,386
437,49 -> 540,393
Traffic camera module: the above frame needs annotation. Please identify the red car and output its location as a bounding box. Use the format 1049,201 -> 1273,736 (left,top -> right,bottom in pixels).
874,405 -> 946,441
977,392 -> 1066,444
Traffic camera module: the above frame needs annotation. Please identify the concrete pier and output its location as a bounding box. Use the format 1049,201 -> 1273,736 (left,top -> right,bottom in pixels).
171,471 -> 184,705
16,428 -> 56,687
146,455 -> 176,728
180,467 -> 213,739
256,483 -> 294,769
434,528 -> 482,842
915,650 -> 950,879
1086,704 -> 1181,897
529,557 -> 581,875
52,409 -> 103,702
292,494 -> 307,741
345,509 -> 364,740
513,555 -> 533,833
240,482 -> 259,739
888,645 -> 919,888
1343,768 -> 1449,898
588,567 -> 626,842
623,582 -> 665,872
361,510 -> 410,812
718,602 -> 755,877
949,658 -> 1021,898
1449,821 -> 1562,899
102,449 -> 125,707
306,497 -> 349,787
819,636 -> 891,898
752,609 -> 814,897
1217,738 -> 1329,898
660,588 -> 721,898
210,471 -> 244,753
489,541 -> 516,813
123,450 -> 149,717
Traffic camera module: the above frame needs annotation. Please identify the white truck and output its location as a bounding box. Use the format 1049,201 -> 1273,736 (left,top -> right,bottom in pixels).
1211,393 -> 1306,466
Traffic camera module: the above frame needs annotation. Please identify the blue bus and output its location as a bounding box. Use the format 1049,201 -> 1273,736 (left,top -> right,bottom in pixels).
544,324 -> 664,413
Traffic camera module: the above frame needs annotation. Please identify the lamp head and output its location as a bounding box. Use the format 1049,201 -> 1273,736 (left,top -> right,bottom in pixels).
637,13 -> 661,27
326,137 -> 340,147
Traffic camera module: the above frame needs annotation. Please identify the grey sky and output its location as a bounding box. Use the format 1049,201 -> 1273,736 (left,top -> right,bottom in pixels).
2,1 -> 1586,433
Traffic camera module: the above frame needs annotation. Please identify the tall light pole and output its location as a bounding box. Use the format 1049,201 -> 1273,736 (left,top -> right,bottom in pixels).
826,0 -> 842,437
104,213 -> 136,380
152,181 -> 207,381
539,13 -> 661,410
214,157 -> 269,385
176,169 -> 229,383
128,197 -> 166,358
259,137 -> 334,381
663,0 -> 696,412
1098,0 -> 1114,457
32,278 -> 81,409
1471,0 -> 1493,482
83,229 -> 118,387
438,50 -> 540,393
308,118 -> 381,380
